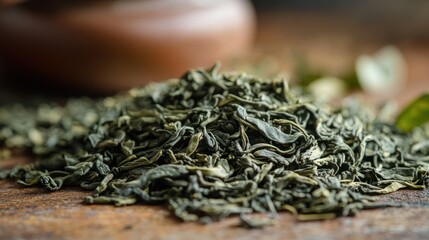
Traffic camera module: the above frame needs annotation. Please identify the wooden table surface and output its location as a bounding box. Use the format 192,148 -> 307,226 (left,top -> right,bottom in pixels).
1,157 -> 429,240
1,8 -> 429,240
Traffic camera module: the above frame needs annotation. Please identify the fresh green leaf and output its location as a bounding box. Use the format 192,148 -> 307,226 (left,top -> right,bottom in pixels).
396,93 -> 429,132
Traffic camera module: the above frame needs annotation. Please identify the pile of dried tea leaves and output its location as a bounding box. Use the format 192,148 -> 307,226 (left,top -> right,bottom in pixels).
1,65 -> 428,227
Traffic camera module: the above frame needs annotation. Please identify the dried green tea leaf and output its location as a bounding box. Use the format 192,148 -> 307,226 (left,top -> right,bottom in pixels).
240,214 -> 275,229
0,64 -> 428,228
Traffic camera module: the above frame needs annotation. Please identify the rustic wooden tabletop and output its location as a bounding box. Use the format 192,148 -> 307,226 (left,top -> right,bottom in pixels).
1,8 -> 429,240
1,157 -> 429,240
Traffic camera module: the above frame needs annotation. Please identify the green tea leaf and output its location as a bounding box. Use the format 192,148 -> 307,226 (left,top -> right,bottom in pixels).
0,64 -> 428,229
396,93 -> 429,132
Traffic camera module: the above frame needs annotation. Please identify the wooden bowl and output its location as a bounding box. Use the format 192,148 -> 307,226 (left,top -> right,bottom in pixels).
0,0 -> 255,93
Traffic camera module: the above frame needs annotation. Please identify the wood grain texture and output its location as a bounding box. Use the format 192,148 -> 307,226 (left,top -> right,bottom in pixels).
1,156 -> 429,240
1,182 -> 429,240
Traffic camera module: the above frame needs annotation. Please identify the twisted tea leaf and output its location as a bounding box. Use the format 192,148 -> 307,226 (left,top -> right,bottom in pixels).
0,65 -> 428,228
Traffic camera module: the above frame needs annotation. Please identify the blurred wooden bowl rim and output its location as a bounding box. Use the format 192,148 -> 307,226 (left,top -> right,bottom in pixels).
0,0 -> 255,93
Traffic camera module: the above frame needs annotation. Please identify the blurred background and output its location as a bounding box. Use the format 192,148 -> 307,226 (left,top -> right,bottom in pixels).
0,0 -> 428,107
